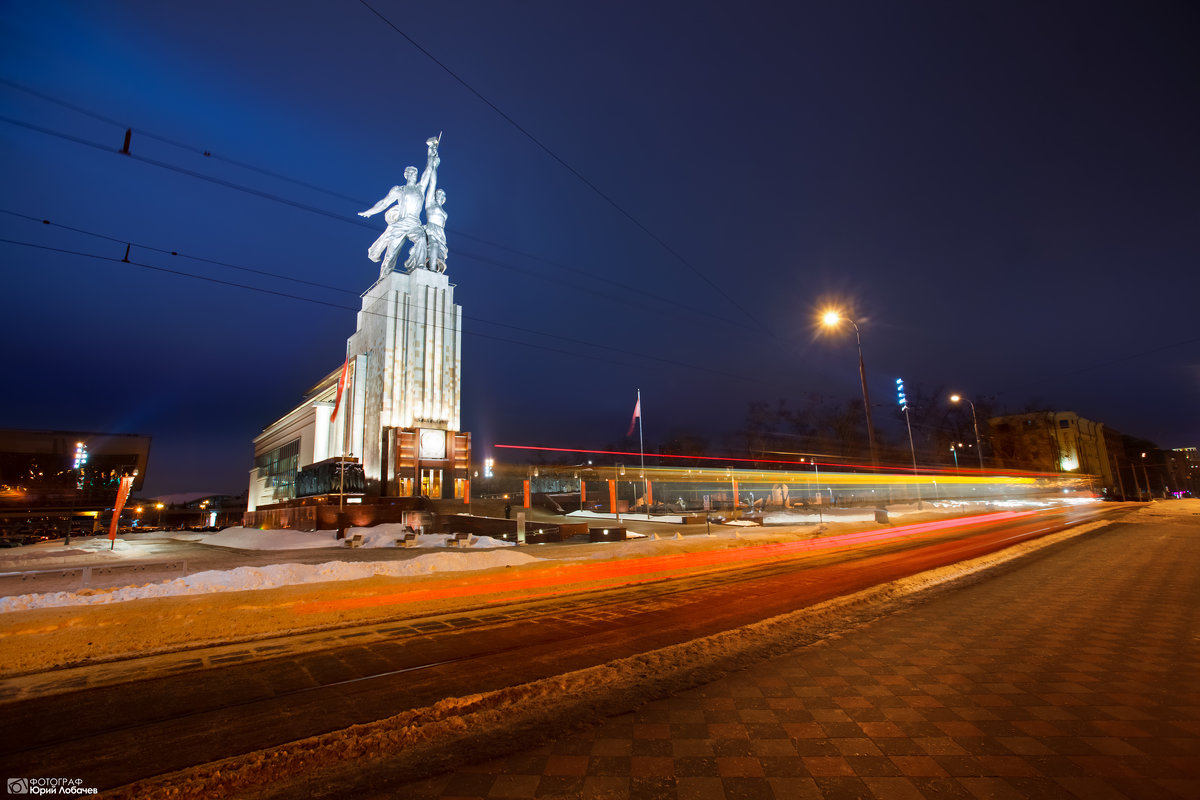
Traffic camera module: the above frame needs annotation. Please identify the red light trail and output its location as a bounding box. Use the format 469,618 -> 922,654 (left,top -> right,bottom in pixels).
294,510 -> 1038,616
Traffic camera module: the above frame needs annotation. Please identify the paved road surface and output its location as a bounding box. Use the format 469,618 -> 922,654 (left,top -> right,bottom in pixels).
387,512 -> 1200,800
0,508 -> 1116,792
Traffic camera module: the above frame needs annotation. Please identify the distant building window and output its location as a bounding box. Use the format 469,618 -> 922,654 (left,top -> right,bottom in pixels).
1059,419 -> 1070,428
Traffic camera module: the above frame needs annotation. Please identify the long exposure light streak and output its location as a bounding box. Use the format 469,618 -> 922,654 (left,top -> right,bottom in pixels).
294,510 -> 1039,615
494,443 -> 1068,479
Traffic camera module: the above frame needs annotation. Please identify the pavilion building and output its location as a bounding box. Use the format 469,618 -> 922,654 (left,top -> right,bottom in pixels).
247,248 -> 469,514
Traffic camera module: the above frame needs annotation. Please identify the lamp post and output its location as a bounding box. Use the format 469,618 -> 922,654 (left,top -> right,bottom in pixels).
821,310 -> 878,468
897,378 -> 921,504
950,394 -> 984,471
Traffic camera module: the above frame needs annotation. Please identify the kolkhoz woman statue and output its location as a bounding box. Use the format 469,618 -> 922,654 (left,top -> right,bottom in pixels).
359,134 -> 443,278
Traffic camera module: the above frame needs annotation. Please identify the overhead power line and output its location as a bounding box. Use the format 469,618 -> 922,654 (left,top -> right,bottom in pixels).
0,235 -> 755,382
0,106 -> 750,332
355,0 -> 773,337
1,206 -> 746,362
0,77 -> 366,206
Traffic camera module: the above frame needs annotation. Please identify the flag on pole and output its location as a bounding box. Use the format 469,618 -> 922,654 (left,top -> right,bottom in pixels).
627,395 -> 641,437
330,355 -> 350,422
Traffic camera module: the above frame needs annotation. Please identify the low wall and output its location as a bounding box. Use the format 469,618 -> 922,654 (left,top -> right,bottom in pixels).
244,496 -> 433,531
446,517 -> 590,543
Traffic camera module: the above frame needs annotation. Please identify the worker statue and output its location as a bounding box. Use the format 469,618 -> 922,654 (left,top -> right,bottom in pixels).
359,134 -> 445,278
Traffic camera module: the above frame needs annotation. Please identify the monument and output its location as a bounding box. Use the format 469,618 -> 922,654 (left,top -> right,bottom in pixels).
247,135 -> 469,517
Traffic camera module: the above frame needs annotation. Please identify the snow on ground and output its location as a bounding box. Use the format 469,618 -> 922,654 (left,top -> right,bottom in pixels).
0,496 -> 1120,614
0,549 -> 541,613
102,505 -> 1147,800
167,524 -> 515,550
0,536 -> 143,563
1137,498 -> 1200,517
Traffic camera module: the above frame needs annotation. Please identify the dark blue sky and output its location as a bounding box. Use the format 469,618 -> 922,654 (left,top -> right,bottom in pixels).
2,0 -> 1197,495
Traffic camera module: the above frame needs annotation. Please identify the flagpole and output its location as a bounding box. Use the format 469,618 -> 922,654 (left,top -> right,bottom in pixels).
637,389 -> 647,511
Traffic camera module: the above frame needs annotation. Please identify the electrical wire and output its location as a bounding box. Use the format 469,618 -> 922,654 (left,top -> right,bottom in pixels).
0,235 -> 755,381
355,0 -> 773,337
0,209 -> 746,374
0,77 -> 367,206
0,109 -> 749,331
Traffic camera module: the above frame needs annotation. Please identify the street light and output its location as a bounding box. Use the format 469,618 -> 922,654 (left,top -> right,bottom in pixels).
949,394 -> 984,471
897,378 -> 920,503
821,309 -> 878,467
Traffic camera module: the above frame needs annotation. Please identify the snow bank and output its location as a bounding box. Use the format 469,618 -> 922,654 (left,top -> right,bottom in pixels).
0,549 -> 542,613
169,524 -> 515,550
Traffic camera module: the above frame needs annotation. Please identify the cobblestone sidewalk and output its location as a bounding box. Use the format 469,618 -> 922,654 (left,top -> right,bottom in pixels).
394,516 -> 1199,799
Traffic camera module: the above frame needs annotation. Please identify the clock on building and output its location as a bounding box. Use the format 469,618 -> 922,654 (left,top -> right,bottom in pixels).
419,428 -> 446,459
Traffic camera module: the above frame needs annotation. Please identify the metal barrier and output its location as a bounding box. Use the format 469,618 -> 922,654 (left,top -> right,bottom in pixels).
0,560 -> 189,594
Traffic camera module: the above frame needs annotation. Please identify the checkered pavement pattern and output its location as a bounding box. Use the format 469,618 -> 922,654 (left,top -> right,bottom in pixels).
396,520 -> 1200,799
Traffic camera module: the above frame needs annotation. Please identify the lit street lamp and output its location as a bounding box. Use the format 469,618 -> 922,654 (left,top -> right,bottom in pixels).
821,310 -> 878,467
950,394 -> 984,471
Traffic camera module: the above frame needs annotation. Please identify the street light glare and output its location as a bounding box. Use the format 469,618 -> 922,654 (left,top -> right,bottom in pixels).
950,394 -> 961,403
821,310 -> 842,327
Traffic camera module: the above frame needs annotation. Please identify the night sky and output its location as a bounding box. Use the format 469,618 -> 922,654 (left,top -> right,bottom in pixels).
3,1 -> 1197,496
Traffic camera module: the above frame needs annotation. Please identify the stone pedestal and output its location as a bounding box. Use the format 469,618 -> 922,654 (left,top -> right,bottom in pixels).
345,268 -> 465,498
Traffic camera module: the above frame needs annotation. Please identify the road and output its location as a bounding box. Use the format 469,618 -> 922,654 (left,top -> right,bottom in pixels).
0,504 -> 1120,791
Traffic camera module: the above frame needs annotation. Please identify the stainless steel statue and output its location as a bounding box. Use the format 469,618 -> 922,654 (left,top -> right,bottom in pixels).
359,134 -> 448,277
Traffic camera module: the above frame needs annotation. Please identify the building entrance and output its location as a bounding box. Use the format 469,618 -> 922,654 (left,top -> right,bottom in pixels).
420,468 -> 443,499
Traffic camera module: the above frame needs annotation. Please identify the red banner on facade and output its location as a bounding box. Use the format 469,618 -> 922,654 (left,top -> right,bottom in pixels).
108,475 -> 135,543
608,479 -> 616,513
580,482 -> 586,503
732,479 -> 739,508
330,355 -> 350,422
523,479 -> 530,509
646,480 -> 653,506
464,479 -> 470,505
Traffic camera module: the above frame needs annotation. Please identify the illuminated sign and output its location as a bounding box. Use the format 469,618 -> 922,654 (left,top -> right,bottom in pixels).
73,441 -> 89,469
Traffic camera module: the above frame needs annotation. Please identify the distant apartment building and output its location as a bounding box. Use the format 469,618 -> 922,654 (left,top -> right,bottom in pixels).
1167,447 -> 1198,496
987,412 -> 1122,496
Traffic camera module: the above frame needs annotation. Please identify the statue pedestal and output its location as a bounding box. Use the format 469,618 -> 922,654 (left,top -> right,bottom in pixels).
347,268 -> 465,498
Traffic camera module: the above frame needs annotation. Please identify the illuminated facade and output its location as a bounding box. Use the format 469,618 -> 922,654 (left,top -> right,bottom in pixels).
988,412 -> 1119,494
248,267 -> 471,510
248,135 -> 469,513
